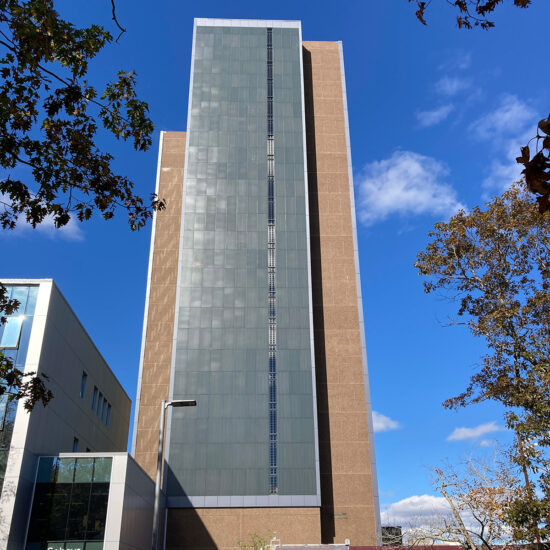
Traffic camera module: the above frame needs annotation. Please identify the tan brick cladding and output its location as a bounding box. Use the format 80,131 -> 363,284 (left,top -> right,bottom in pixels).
303,41 -> 378,545
134,131 -> 186,478
167,508 -> 321,550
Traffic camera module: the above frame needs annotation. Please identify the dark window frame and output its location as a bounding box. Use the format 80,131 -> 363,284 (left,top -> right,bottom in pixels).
101,399 -> 107,423
80,371 -> 88,399
96,393 -> 103,416
91,386 -> 98,411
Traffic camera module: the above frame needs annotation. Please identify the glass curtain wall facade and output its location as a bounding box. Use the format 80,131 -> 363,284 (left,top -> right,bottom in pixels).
0,284 -> 39,492
167,21 -> 318,502
26,457 -> 112,550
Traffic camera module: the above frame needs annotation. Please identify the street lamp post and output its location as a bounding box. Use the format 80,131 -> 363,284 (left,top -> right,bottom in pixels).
152,399 -> 196,550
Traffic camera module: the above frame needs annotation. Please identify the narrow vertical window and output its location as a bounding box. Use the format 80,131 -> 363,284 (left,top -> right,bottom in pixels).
80,371 -> 87,398
91,386 -> 98,411
72,437 -> 79,452
106,404 -> 111,426
101,399 -> 107,423
97,393 -> 103,416
266,27 -> 278,495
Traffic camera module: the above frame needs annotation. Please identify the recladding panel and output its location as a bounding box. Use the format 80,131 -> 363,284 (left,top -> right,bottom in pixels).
167,23 -> 317,500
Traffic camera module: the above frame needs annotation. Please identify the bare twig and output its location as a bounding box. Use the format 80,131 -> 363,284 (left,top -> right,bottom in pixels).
110,0 -> 126,42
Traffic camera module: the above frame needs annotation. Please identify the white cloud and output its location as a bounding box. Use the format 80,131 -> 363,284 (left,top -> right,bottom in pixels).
0,192 -> 85,241
416,104 -> 454,128
469,95 -> 538,197
1,214 -> 85,241
436,76 -> 471,96
447,421 -> 500,441
382,492 -> 510,543
373,411 -> 400,433
356,151 -> 466,226
482,159 -> 524,196
470,94 -> 536,142
438,51 -> 471,72
456,52 -> 472,70
381,494 -> 450,525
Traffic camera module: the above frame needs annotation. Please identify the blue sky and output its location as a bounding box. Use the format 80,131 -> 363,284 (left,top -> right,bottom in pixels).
3,0 -> 549,526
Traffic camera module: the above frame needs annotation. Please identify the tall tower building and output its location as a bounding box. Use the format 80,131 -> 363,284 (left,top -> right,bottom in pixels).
133,18 -> 380,549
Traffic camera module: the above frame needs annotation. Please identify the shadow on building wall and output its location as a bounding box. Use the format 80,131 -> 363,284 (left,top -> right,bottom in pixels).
164,465 -> 217,550
303,46 -> 336,544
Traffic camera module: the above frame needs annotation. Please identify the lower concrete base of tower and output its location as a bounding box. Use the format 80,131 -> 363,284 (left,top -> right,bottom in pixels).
165,506 -> 378,550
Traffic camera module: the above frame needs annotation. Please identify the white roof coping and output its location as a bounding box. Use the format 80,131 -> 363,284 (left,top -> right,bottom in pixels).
194,18 -> 301,29
1,278 -> 53,285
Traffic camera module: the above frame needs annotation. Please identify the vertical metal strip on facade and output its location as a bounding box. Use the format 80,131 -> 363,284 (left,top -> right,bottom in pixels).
266,27 -> 278,495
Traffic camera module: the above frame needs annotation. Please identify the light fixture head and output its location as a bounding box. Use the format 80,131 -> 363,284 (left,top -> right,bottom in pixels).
168,399 -> 197,408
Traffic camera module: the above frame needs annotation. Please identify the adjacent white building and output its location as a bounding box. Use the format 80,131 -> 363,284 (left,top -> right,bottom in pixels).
0,280 -> 131,549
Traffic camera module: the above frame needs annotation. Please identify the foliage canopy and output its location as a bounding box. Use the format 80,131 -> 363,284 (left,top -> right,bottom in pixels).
405,455 -> 524,548
409,0 -> 532,30
0,0 -> 160,409
416,184 -> 550,541
0,0 -> 162,230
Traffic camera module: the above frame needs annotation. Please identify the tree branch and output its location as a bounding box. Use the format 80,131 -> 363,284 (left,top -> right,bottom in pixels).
436,469 -> 478,550
0,36 -> 138,129
110,0 -> 126,43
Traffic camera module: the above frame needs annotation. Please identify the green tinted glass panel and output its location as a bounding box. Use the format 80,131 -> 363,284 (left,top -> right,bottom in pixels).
92,458 -> 111,483
66,484 -> 91,539
74,458 -> 94,483
57,459 -> 75,483
86,486 -> 108,540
